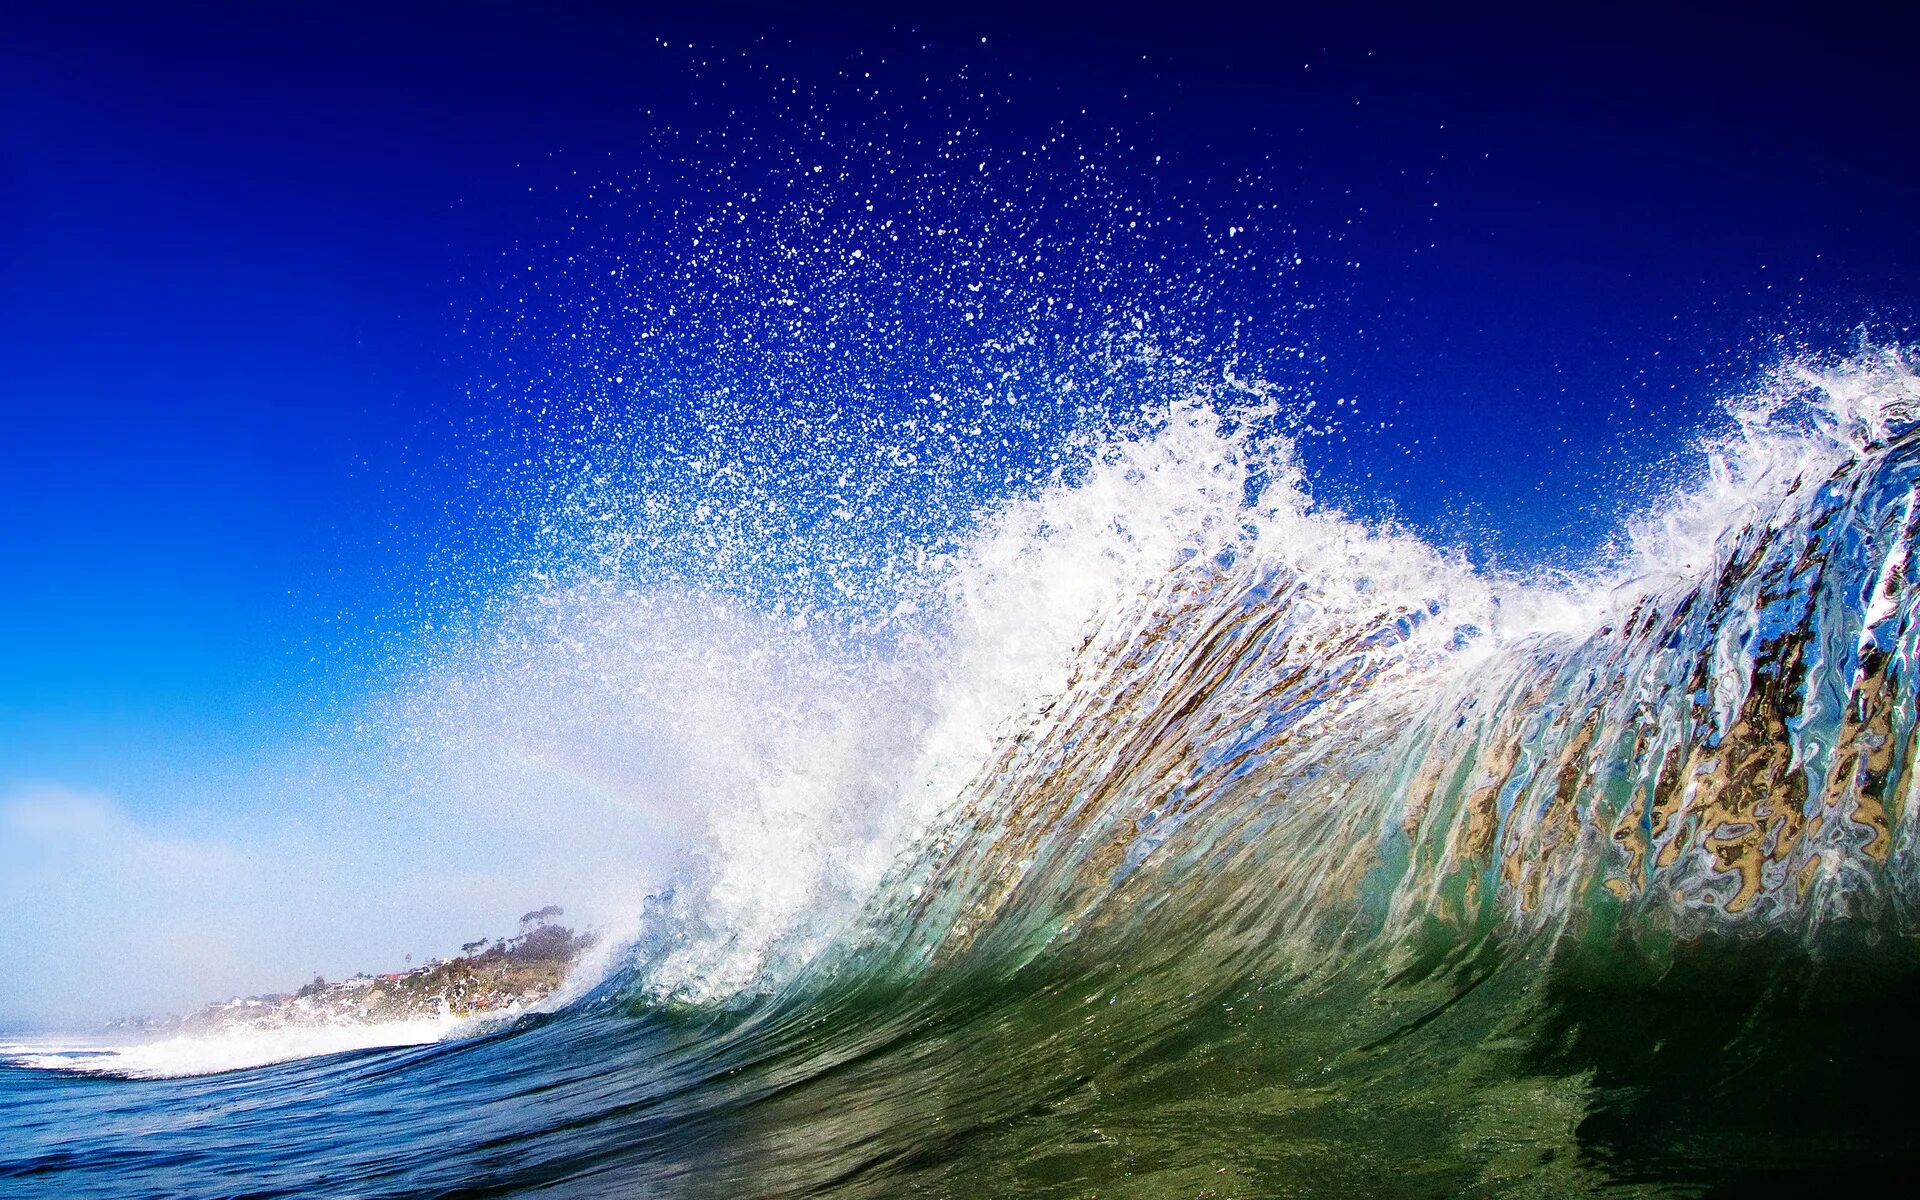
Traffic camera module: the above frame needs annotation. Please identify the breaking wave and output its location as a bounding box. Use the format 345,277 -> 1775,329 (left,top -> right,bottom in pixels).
586,345 -> 1920,1015
10,345 -> 1920,1198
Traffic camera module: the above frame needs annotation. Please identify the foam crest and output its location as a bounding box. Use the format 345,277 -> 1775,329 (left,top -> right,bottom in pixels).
1611,345 -> 1920,594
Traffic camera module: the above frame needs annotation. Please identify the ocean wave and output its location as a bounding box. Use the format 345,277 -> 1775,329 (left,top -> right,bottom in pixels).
584,345 -> 1920,1010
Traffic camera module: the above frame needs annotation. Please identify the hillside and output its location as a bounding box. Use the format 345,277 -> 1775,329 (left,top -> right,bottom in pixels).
126,909 -> 598,1035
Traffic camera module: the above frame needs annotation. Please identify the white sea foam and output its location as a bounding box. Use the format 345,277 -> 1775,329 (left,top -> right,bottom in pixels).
2,1017 -> 465,1079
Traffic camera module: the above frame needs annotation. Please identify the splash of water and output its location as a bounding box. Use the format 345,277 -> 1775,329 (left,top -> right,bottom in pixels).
508,344 -> 1918,1011
851,344 -> 1920,982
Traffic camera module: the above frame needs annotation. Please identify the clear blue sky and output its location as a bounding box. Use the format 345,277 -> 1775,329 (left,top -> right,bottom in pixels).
2,1 -> 1915,1022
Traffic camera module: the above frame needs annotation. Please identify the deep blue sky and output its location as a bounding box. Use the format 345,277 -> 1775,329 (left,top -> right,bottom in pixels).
2,2 -> 1917,905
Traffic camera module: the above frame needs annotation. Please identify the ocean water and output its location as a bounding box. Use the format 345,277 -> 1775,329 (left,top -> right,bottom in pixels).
5,347 -> 1920,1197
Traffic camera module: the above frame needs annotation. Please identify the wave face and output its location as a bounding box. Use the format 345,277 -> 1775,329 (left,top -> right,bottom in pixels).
8,349 -> 1920,1197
